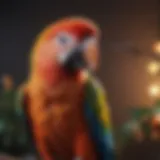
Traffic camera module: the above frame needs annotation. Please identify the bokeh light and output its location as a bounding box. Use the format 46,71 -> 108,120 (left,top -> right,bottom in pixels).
153,114 -> 160,123
153,41 -> 160,55
148,84 -> 160,97
147,61 -> 160,75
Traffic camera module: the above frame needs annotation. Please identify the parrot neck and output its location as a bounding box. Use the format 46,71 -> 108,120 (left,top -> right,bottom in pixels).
28,70 -> 84,97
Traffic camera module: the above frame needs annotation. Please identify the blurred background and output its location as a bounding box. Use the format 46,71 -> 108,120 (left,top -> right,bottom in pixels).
0,0 -> 160,159
0,0 -> 159,126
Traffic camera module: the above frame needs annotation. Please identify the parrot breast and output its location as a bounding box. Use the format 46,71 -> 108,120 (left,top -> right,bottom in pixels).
25,77 -> 94,160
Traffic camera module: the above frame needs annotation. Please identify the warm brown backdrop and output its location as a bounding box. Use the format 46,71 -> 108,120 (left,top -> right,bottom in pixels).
0,0 -> 158,126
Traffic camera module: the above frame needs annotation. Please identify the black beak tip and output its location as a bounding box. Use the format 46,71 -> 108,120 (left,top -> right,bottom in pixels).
63,50 -> 87,74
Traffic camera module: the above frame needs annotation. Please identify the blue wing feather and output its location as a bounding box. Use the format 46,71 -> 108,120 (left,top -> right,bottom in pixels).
84,77 -> 115,160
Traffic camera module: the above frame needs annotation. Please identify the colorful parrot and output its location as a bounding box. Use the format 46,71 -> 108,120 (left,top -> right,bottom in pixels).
16,17 -> 114,160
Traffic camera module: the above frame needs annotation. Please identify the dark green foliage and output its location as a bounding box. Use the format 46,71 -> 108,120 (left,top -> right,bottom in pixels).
120,100 -> 160,149
0,89 -> 34,156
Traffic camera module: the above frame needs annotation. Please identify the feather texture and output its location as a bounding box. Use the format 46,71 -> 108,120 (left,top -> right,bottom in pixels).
84,75 -> 115,160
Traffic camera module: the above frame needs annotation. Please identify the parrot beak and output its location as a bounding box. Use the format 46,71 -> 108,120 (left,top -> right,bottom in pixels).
59,40 -> 87,74
59,45 -> 87,74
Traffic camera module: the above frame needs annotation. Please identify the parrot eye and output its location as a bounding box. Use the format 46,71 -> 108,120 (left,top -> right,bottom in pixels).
55,32 -> 77,48
58,34 -> 69,44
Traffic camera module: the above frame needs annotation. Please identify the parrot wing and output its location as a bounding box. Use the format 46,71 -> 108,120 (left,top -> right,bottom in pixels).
83,75 -> 115,160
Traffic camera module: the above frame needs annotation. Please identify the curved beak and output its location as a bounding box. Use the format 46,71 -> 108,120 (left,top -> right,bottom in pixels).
60,47 -> 87,74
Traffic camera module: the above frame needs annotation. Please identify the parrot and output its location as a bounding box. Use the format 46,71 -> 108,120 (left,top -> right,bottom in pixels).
16,17 -> 115,160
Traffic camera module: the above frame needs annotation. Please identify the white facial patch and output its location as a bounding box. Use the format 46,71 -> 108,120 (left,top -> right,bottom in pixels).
53,32 -> 78,63
79,36 -> 99,71
81,37 -> 98,50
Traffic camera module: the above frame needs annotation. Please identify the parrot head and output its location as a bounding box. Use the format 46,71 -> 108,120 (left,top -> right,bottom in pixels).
30,17 -> 100,86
